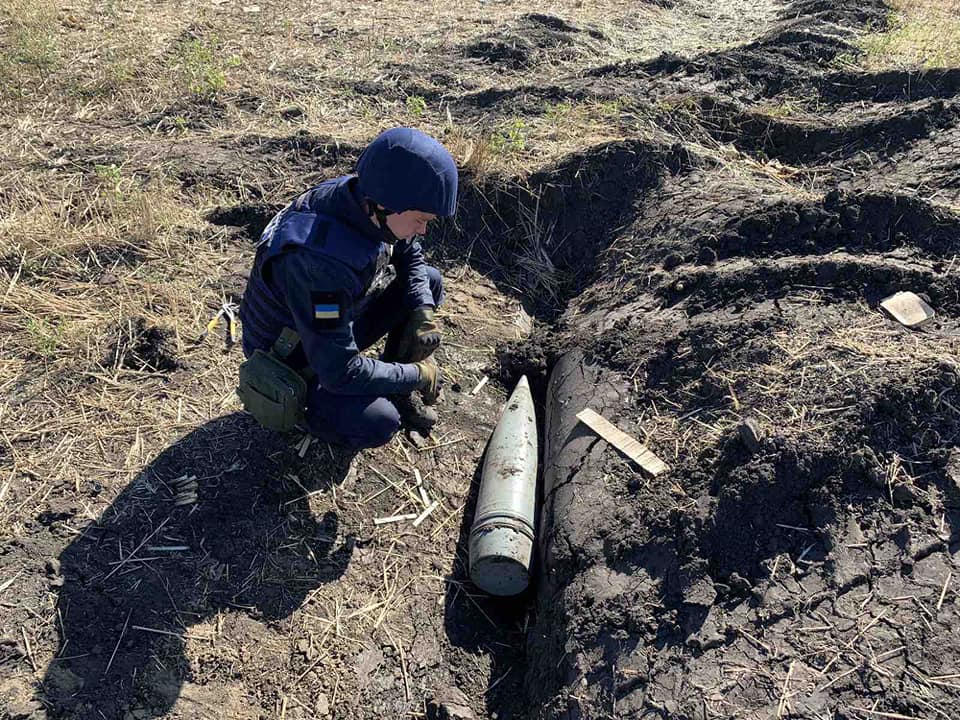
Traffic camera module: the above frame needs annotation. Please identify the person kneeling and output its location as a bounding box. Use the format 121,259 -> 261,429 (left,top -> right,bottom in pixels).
236,127 -> 457,449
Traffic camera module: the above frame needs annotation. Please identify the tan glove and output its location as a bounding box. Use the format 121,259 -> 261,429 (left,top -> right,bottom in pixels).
398,306 -> 441,362
413,358 -> 441,405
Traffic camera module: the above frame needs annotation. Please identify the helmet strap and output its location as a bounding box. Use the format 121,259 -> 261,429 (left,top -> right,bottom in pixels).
365,199 -> 402,244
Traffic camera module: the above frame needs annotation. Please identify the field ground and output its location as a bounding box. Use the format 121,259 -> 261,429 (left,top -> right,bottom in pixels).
1,0 -> 960,719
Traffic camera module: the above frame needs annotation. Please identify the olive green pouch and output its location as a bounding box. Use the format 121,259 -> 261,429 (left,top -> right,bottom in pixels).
237,328 -> 308,432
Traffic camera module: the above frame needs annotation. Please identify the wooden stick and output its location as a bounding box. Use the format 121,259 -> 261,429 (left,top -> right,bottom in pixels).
20,627 -> 36,672
146,545 -> 190,552
937,571 -> 952,611
777,661 -> 794,717
103,608 -> 132,675
850,709 -> 920,720
0,572 -> 20,594
576,408 -> 668,476
131,625 -> 208,641
412,468 -> 430,506
816,665 -> 860,693
373,513 -> 418,526
821,608 -> 889,675
470,375 -> 489,396
290,650 -> 330,687
412,500 -> 440,527
298,435 -> 313,458
416,436 -> 467,452
104,517 -> 170,580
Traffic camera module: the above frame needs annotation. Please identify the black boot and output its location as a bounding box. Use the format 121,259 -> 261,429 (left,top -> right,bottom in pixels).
383,325 -> 440,432
391,393 -> 438,433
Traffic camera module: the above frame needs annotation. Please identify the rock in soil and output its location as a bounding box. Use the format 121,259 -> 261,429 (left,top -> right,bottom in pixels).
738,418 -> 762,452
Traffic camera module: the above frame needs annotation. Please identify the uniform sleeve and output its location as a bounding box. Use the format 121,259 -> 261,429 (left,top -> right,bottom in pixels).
391,238 -> 435,310
273,250 -> 422,396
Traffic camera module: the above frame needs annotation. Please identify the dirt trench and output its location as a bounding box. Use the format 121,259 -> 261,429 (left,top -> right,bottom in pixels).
6,0 -> 960,718
517,1 -> 960,718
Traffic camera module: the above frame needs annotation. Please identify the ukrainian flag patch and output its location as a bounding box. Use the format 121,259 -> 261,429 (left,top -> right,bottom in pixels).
314,303 -> 340,320
310,291 -> 344,329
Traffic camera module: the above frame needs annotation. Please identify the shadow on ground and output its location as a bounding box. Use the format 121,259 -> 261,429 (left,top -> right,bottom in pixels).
40,413 -> 356,719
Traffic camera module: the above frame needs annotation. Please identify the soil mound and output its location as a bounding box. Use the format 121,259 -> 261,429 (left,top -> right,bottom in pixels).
520,1 -> 960,718
436,140 -> 697,319
463,14 -> 607,71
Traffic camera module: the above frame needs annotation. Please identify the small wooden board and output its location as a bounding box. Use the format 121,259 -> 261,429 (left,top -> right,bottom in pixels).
576,408 -> 668,477
881,291 -> 935,328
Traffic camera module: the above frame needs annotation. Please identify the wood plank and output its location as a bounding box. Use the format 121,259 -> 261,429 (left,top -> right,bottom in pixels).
576,408 -> 668,477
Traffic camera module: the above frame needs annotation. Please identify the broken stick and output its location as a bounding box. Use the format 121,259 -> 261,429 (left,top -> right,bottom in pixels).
576,408 -> 668,476
470,375 -> 489,396
412,468 -> 430,506
297,435 -> 314,458
412,500 -> 440,527
374,513 -> 419,526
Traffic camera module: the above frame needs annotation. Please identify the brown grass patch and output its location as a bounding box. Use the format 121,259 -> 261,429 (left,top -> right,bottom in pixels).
858,0 -> 960,70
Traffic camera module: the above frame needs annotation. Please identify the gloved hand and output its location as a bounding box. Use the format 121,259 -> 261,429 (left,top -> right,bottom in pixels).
413,358 -> 442,405
399,306 -> 441,362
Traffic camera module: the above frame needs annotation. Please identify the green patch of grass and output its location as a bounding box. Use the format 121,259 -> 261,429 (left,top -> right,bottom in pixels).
174,36 -> 231,96
0,0 -> 61,96
406,95 -> 427,118
491,118 -> 528,154
26,317 -> 65,358
95,164 -> 124,195
10,24 -> 59,71
596,99 -> 623,117
756,99 -> 804,119
655,95 -> 700,114
543,100 -> 575,122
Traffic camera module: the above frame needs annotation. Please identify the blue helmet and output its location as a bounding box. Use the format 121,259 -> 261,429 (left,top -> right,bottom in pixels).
356,128 -> 458,217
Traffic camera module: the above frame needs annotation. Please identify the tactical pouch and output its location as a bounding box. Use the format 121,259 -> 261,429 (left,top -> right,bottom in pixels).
237,328 -> 308,432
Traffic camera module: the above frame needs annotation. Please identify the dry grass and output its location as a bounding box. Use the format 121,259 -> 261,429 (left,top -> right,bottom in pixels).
858,0 -> 960,71
0,0 -> 837,714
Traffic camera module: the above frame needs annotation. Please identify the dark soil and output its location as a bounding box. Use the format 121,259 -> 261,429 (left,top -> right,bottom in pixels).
106,317 -> 181,373
35,415 -> 356,718
7,0 -> 960,718
519,1 -> 960,718
463,14 -> 607,71
698,96 -> 960,165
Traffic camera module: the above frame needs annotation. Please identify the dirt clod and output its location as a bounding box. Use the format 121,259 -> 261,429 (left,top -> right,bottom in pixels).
427,687 -> 476,720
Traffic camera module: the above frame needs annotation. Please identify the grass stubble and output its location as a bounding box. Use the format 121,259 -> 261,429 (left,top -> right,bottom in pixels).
1,0 -> 958,715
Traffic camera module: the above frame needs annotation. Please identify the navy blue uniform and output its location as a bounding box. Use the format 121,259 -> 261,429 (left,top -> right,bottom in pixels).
240,175 -> 443,448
